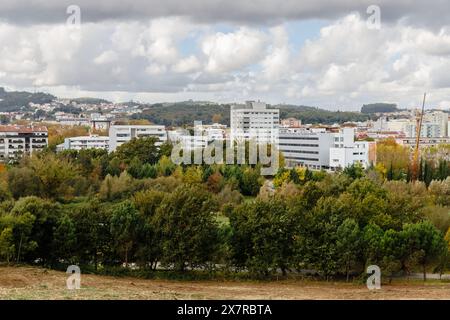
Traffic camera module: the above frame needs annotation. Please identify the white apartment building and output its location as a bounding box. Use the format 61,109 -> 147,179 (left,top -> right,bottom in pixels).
278,127 -> 334,170
373,111 -> 449,138
201,123 -> 226,141
425,111 -> 448,137
405,122 -> 443,138
60,135 -> 109,151
168,129 -> 208,150
329,128 -> 371,170
0,125 -> 48,162
109,125 -> 167,152
230,101 -> 279,144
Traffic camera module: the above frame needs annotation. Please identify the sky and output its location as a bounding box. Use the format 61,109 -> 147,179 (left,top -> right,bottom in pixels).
0,0 -> 450,111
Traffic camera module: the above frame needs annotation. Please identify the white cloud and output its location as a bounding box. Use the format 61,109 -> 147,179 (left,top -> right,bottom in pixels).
172,55 -> 201,73
94,50 -> 119,64
201,27 -> 267,73
0,10 -> 449,109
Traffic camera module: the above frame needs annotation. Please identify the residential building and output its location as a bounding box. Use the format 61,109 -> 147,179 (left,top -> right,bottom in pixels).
230,101 -> 279,144
0,125 -> 48,162
281,118 -> 301,128
59,135 -> 109,151
90,114 -> 112,130
405,122 -> 443,138
397,136 -> 450,149
108,125 -> 167,152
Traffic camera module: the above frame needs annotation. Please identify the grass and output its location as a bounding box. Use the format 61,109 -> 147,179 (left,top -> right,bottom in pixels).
3,265 -> 450,300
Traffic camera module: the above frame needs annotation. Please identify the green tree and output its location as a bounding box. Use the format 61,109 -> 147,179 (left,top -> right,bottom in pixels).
28,154 -> 79,199
110,201 -> 140,267
403,221 -> 447,281
7,167 -> 42,199
52,214 -> 77,264
239,167 -> 262,196
155,185 -> 219,271
114,136 -> 160,165
229,198 -> 297,277
0,227 -> 15,263
336,218 -> 361,281
133,190 -> 166,269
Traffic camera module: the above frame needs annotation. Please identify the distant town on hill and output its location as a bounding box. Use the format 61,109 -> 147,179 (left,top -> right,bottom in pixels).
0,87 -> 447,126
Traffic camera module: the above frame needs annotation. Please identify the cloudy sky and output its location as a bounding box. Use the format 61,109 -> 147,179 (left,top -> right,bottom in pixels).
1,0 -> 450,110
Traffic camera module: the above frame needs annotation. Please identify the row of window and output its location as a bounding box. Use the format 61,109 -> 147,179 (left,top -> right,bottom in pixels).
279,136 -> 319,141
285,156 -> 320,162
279,143 -> 319,147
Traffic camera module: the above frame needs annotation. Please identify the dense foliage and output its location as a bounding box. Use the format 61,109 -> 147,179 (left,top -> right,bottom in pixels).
0,137 -> 449,282
361,103 -> 398,114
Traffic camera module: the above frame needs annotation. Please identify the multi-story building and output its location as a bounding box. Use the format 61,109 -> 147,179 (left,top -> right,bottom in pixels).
58,135 -> 109,152
230,101 -> 279,144
329,128 -> 373,170
397,136 -> 450,149
90,114 -> 112,131
281,118 -> 301,128
405,122 -> 443,138
278,127 -> 334,170
202,123 -> 227,141
0,125 -> 48,162
168,128 -> 208,151
424,111 -> 448,137
108,125 -> 167,152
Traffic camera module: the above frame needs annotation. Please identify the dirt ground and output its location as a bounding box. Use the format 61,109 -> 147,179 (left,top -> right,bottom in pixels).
1,266 -> 450,300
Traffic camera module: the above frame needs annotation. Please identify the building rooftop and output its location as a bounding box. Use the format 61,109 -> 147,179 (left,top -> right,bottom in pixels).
0,125 -> 48,133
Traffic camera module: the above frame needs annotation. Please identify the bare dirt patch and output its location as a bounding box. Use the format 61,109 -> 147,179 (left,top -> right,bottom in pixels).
1,266 -> 450,300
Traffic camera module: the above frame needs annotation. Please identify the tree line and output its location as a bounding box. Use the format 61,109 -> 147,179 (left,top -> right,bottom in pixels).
0,137 -> 449,281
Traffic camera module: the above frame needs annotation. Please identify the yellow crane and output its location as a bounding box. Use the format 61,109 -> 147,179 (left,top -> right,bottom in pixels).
411,93 -> 426,181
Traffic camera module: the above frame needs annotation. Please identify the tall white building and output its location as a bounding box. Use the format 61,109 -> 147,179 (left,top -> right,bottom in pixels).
109,125 -> 167,152
230,101 -> 279,144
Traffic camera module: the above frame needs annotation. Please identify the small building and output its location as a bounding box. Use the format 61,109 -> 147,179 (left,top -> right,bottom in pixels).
281,118 -> 301,128
109,125 -> 167,152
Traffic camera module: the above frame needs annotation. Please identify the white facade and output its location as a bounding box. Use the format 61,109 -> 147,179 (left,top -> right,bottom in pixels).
0,125 -> 48,162
278,128 -> 334,170
405,122 -> 443,138
168,129 -> 208,151
109,125 -> 167,152
424,111 -> 448,137
230,101 -> 279,144
62,135 -> 109,151
329,128 -> 370,169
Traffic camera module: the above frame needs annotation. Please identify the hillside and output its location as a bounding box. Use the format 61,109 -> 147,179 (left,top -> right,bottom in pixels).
133,102 -> 231,126
0,87 -> 56,112
134,102 -> 370,126
361,103 -> 398,114
278,104 -> 370,124
0,87 -> 375,125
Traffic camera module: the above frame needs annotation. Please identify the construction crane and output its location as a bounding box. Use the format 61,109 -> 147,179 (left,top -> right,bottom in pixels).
411,93 -> 426,181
